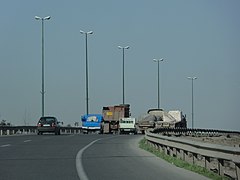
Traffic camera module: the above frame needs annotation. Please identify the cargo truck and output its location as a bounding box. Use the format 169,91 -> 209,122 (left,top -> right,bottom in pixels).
81,114 -> 103,134
119,117 -> 137,134
101,104 -> 130,134
136,109 -> 187,134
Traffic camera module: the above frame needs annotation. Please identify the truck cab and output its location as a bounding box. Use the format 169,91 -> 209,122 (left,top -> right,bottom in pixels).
119,117 -> 137,134
81,114 -> 103,134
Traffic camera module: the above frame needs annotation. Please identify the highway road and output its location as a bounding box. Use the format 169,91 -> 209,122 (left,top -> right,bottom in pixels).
0,134 -> 209,180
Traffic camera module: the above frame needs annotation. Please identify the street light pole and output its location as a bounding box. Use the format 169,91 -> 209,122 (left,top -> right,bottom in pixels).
35,16 -> 51,117
187,76 -> 197,129
153,58 -> 164,109
118,46 -> 129,105
80,30 -> 93,115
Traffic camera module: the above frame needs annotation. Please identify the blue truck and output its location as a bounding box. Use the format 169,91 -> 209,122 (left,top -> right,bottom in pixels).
81,114 -> 103,134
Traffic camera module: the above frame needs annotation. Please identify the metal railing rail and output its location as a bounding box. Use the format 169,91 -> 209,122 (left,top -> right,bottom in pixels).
153,128 -> 240,136
0,126 -> 82,136
145,129 -> 240,179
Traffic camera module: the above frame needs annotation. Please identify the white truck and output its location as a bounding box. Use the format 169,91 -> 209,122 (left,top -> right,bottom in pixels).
119,117 -> 137,134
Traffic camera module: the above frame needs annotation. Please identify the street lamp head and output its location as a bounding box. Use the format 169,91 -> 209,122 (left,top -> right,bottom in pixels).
80,30 -> 93,34
35,16 -> 41,20
118,46 -> 129,49
153,58 -> 164,62
187,77 -> 197,80
44,16 -> 51,20
35,16 -> 51,20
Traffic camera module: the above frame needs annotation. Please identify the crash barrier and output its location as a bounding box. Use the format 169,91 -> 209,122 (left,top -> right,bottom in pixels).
0,126 -> 82,136
145,129 -> 240,179
153,128 -> 240,137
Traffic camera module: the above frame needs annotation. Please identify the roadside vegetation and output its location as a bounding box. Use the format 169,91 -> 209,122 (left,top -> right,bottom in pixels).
139,138 -> 229,180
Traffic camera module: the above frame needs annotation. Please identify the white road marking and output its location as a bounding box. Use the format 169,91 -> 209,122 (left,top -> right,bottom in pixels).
67,135 -> 75,137
1,144 -> 11,148
23,140 -> 32,143
75,136 -> 117,180
75,139 -> 101,180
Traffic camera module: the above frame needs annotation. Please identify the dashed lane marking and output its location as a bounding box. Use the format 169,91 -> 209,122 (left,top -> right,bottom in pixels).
23,140 -> 32,143
0,144 -> 11,148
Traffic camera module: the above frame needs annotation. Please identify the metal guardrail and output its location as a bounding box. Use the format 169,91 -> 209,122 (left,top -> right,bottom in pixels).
145,129 -> 240,179
0,126 -> 82,135
153,128 -> 240,136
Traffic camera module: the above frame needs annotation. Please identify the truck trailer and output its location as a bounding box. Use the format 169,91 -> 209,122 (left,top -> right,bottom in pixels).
81,114 -> 103,134
136,109 -> 187,134
101,104 -> 130,134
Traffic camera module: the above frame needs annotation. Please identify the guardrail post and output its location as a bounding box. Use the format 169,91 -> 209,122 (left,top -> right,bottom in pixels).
218,159 -> 224,176
235,162 -> 240,180
179,149 -> 185,161
186,152 -> 194,165
164,146 -> 168,155
193,153 -> 197,165
169,147 -> 173,157
204,156 -> 211,170
176,148 -> 180,159
159,144 -> 163,153
7,130 -> 10,135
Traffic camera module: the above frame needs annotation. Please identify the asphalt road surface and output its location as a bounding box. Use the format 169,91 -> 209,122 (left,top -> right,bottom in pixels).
0,134 -> 209,180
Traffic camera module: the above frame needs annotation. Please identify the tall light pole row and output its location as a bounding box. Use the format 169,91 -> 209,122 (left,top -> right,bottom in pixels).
34,17 -> 197,128
152,58 -> 197,128
35,16 -> 129,116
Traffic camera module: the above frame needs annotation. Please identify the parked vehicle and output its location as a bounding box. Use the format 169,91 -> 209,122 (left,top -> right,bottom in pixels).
81,114 -> 102,134
119,117 -> 137,134
37,116 -> 61,135
101,104 -> 130,134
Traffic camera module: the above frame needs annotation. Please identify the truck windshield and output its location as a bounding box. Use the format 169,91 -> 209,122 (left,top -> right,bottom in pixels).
87,116 -> 98,122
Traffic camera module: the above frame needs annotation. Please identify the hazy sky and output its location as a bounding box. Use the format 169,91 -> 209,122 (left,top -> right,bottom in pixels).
0,0 -> 239,130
